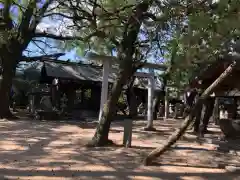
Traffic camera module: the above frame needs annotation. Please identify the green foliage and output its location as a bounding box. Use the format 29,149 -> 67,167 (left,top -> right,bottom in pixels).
3,0 -> 240,93
84,89 -> 92,99
63,0 -> 138,56
159,1 -> 240,92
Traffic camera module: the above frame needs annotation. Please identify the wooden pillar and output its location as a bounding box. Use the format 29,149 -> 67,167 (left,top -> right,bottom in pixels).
98,60 -> 110,121
144,69 -> 156,131
164,87 -> 169,119
30,95 -> 35,114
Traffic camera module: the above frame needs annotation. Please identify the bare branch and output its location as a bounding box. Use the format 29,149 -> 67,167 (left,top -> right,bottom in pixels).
34,32 -> 83,41
20,53 -> 65,62
43,12 -> 73,19
2,0 -> 12,28
32,39 -> 56,49
34,30 -> 120,46
18,0 -> 37,36
31,40 -> 47,55
12,0 -> 27,11
30,0 -> 54,31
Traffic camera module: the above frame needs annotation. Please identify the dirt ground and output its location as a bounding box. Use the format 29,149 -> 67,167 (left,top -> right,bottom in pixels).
0,117 -> 240,180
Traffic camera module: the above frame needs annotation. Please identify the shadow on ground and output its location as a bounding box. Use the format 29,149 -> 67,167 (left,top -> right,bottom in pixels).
0,118 -> 239,180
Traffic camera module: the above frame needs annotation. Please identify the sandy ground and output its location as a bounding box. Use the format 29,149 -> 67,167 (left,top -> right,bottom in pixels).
0,118 -> 239,180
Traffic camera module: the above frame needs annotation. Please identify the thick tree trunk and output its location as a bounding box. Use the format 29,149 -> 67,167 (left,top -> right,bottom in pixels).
193,102 -> 203,132
128,90 -> 138,117
153,92 -> 161,120
0,54 -> 17,118
213,97 -> 220,125
199,97 -> 215,136
144,61 -> 237,166
159,103 -> 164,117
183,89 -> 198,117
179,103 -> 184,117
232,98 -> 237,119
87,0 -> 151,147
126,78 -> 138,117
87,64 -> 134,146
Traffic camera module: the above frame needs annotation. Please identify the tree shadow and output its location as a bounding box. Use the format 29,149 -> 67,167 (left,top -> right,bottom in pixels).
0,168 -> 239,180
0,119 -> 239,180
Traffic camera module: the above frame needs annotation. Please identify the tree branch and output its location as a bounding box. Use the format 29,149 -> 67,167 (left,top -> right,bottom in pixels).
18,0 -> 37,36
20,53 -> 65,62
2,0 -> 13,28
34,32 -> 84,41
43,12 -> 73,19
30,0 -> 54,31
34,30 -> 120,46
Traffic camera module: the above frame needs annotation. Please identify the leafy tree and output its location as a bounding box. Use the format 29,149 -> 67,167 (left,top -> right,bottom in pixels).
60,0 -> 185,146
157,0 -> 240,95
144,0 -> 240,165
0,0 -> 91,118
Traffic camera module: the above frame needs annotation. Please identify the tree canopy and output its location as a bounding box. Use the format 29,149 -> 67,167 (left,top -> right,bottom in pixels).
157,0 -> 240,91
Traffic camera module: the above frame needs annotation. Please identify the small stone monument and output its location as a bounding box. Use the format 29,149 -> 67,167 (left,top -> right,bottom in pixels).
123,118 -> 133,148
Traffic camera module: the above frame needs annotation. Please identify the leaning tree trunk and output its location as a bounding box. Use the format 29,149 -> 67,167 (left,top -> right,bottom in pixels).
0,52 -> 18,118
87,0 -> 152,147
87,63 -> 135,146
144,61 -> 237,166
126,77 -> 138,117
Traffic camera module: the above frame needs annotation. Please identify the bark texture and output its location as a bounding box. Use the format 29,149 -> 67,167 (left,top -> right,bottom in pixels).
213,97 -> 220,125
0,41 -> 23,118
198,97 -> 214,136
144,61 -> 237,166
0,0 -> 52,118
153,92 -> 162,120
126,78 -> 138,117
87,1 -> 152,147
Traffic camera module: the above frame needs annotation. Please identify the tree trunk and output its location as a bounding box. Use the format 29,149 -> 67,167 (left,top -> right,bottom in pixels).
87,64 -> 134,146
179,103 -> 184,117
126,78 -> 138,117
199,97 -> 214,136
153,92 -> 161,120
0,53 -> 17,118
232,98 -> 237,119
144,61 -> 237,166
213,97 -> 220,125
183,89 -> 198,117
87,0 -> 151,147
193,102 -> 203,133
128,90 -> 138,117
159,103 -> 164,117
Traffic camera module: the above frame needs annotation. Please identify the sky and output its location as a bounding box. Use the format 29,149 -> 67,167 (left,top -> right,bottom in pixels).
0,1 -> 80,62
1,0 -> 163,73
25,41 -> 80,62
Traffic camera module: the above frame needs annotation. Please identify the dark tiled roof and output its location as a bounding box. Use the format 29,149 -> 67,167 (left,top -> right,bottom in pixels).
24,61 -> 163,90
